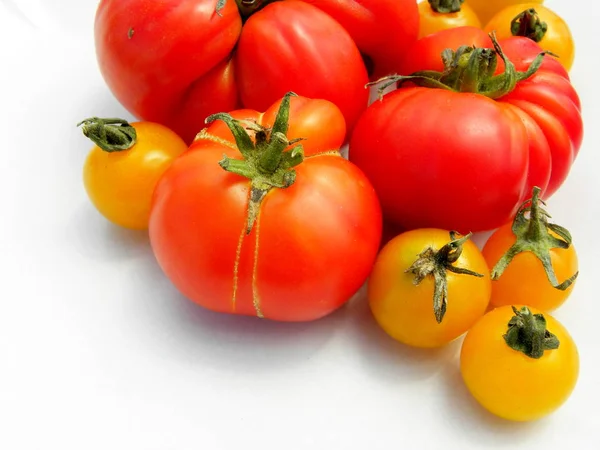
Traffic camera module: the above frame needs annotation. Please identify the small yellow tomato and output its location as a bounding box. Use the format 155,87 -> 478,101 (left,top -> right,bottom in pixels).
80,118 -> 187,230
460,305 -> 579,422
484,4 -> 575,70
368,229 -> 491,348
466,0 -> 544,25
483,187 -> 578,312
418,0 -> 481,38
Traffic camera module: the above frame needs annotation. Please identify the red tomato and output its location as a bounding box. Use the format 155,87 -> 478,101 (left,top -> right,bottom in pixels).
350,30 -> 582,233
94,0 -> 418,143
397,26 -> 492,75
149,94 -> 382,322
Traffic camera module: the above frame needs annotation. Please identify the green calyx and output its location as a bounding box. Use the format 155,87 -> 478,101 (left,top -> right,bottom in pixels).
206,92 -> 304,234
428,0 -> 464,14
511,8 -> 548,43
504,306 -> 560,359
368,32 -> 550,100
491,186 -> 579,290
406,231 -> 484,324
77,117 -> 137,152
216,0 -> 274,18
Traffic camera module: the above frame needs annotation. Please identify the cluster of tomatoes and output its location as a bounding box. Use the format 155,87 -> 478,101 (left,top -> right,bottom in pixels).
80,0 -> 582,423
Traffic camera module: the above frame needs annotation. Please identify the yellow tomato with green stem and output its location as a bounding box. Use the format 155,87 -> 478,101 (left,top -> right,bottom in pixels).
368,229 -> 491,348
484,4 -> 575,70
466,0 -> 544,25
79,118 -> 187,230
417,0 -> 481,38
460,305 -> 579,422
483,186 -> 578,312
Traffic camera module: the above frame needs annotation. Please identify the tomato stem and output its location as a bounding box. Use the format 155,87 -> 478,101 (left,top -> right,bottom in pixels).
216,0 -> 275,19
428,0 -> 464,14
503,306 -> 560,359
511,8 -> 548,43
77,117 -> 137,152
207,92 -> 305,234
490,186 -> 579,291
406,231 -> 484,324
367,32 -> 550,100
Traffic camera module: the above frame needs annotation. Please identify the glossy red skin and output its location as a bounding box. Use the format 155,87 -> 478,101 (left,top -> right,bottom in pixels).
350,31 -> 583,232
95,0 -> 242,143
149,98 -> 382,322
94,0 -> 418,143
235,2 -> 368,137
301,0 -> 419,79
350,88 -> 529,233
498,37 -> 583,197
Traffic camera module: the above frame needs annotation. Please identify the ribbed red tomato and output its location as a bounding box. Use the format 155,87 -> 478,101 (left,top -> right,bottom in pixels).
149,94 -> 383,322
350,29 -> 582,233
94,0 -> 419,143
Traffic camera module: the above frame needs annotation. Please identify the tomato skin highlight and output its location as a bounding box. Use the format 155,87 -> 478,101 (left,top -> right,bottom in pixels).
83,121 -> 187,230
368,229 -> 491,348
460,305 -> 579,422
149,96 -> 382,322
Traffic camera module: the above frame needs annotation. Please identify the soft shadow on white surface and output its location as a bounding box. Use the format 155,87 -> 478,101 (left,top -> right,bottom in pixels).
68,204 -> 151,262
118,250 -> 352,374
345,291 -> 460,384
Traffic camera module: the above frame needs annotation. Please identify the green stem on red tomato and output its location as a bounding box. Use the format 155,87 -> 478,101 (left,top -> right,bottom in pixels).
511,8 -> 548,43
77,117 -> 137,152
367,32 -> 549,100
490,186 -> 578,290
428,0 -> 464,14
406,231 -> 484,324
206,92 -> 305,234
503,306 -> 559,359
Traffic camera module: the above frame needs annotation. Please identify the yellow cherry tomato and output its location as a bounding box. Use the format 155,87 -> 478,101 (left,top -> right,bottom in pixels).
483,187 -> 578,312
80,118 -> 187,230
418,0 -> 481,38
368,229 -> 491,348
484,3 -> 575,70
460,305 -> 579,422
466,0 -> 544,25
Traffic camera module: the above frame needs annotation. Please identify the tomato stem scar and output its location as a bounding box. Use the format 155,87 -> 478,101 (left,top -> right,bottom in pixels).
503,306 -> 559,359
366,32 -> 551,100
77,117 -> 137,152
511,8 -> 548,43
406,231 -> 484,323
428,0 -> 464,15
490,186 -> 578,291
206,92 -> 305,234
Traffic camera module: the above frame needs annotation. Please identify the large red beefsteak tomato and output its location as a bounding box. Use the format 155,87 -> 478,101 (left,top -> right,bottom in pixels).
349,29 -> 582,233
94,0 -> 419,143
149,93 -> 382,322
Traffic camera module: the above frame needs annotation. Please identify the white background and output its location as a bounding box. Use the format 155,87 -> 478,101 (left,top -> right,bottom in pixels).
1,1 -> 598,449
